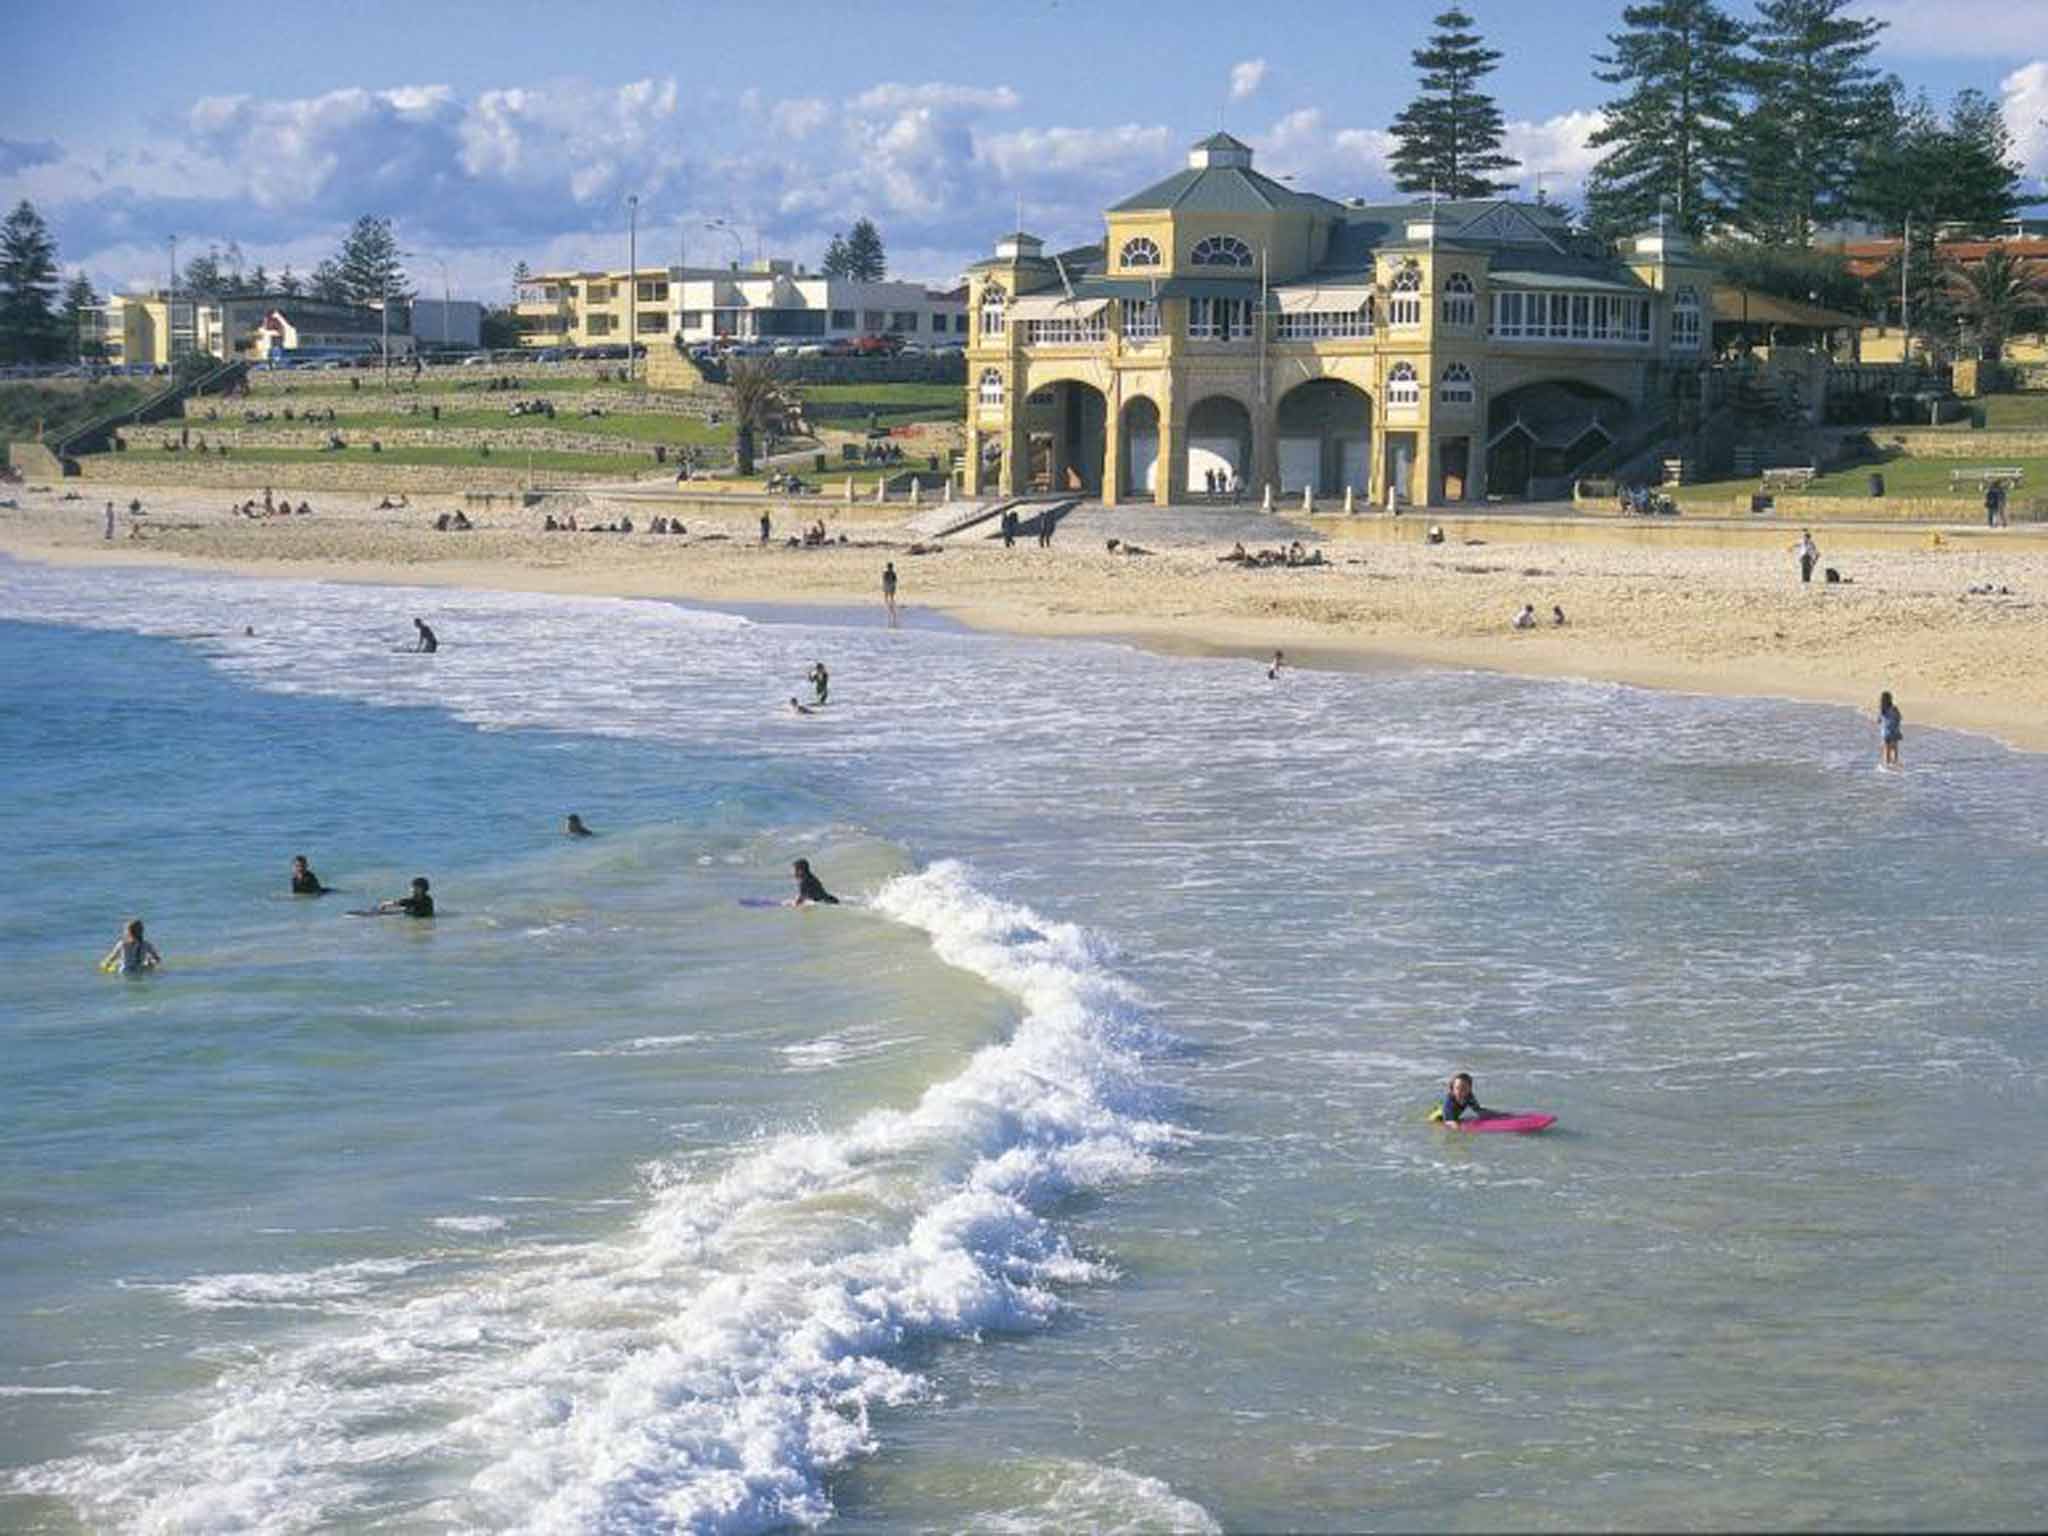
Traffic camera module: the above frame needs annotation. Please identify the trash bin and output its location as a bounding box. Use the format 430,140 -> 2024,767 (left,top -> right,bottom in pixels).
814,452 -> 827,474
1868,471 -> 1884,498
927,453 -> 939,472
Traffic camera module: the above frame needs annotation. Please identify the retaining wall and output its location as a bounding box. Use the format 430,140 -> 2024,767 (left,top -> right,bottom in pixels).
74,457 -> 637,492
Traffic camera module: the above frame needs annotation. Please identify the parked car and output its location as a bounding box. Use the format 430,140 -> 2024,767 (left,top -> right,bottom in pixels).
852,334 -> 903,357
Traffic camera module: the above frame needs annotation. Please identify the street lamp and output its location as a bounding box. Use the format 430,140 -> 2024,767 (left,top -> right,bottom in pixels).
404,249 -> 452,353
627,194 -> 639,382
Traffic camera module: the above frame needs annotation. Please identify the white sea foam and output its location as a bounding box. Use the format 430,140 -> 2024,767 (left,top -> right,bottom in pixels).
16,861 -> 1180,1534
121,1256 -> 429,1313
566,1033 -> 705,1058
964,1458 -> 1222,1535
430,1215 -> 510,1235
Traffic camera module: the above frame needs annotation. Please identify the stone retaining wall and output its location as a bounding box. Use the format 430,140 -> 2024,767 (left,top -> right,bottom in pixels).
227,384 -> 729,421
1688,492 -> 2047,523
1876,428 -> 2048,459
74,456 -> 635,492
119,425 -> 694,458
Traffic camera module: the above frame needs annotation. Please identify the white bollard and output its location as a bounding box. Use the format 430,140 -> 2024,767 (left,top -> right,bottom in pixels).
943,477 -> 954,504
910,482 -> 922,507
844,476 -> 855,503
1302,486 -> 1314,515
875,479 -> 887,504
1344,485 -> 1355,515
1261,483 -> 1274,512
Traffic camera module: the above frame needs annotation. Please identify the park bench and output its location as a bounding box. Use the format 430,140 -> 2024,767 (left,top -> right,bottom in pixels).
1950,467 -> 2024,489
1760,466 -> 1818,490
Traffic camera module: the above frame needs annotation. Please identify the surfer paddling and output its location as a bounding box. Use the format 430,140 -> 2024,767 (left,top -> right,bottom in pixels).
791,858 -> 839,906
1437,1071 -> 1506,1124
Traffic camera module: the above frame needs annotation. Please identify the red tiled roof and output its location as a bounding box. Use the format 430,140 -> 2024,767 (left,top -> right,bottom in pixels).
1838,238 -> 2048,280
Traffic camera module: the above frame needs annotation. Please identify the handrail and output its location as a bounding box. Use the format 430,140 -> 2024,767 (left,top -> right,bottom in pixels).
52,359 -> 249,464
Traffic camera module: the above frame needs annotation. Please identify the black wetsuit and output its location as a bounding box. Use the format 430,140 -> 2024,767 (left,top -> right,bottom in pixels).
395,892 -> 435,918
415,623 -> 439,653
1442,1092 -> 1485,1123
796,869 -> 839,905
291,869 -> 327,895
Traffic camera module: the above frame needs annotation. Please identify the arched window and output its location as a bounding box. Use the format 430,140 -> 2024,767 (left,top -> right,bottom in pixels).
1119,237 -> 1161,269
1387,361 -> 1420,407
1190,235 -> 1254,268
1671,285 -> 1701,350
1388,264 -> 1423,327
1441,271 -> 1476,327
1439,361 -> 1475,404
979,281 -> 1006,338
978,369 -> 1004,409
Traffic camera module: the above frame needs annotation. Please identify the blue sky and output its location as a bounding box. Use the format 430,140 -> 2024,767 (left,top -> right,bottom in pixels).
6,0 -> 2044,301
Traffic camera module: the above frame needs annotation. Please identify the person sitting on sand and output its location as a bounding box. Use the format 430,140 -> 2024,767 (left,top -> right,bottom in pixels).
791,858 -> 838,906
1552,605 -> 1567,627
1438,1071 -> 1504,1124
374,876 -> 435,918
297,501 -> 312,516
290,855 -> 328,896
412,617 -> 439,653
1512,603 -> 1537,630
565,814 -> 595,837
1425,524 -> 1445,545
1221,542 -> 1248,563
101,918 -> 162,975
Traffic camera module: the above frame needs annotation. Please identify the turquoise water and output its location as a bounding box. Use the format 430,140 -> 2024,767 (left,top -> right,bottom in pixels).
3,559 -> 2047,1533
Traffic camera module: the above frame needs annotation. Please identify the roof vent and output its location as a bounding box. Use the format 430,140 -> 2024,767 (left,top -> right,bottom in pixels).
1188,131 -> 1253,171
995,231 -> 1044,260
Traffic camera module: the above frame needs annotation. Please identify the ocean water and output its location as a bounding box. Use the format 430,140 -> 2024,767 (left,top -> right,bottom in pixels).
3,556 -> 2047,1534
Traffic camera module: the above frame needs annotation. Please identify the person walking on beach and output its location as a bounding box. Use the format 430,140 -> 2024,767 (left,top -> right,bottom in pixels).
101,919 -> 162,975
1794,530 -> 1819,585
1037,508 -> 1055,548
760,510 -> 772,545
1878,690 -> 1904,769
881,562 -> 899,626
103,500 -> 115,540
412,617 -> 439,653
1986,481 -> 2007,529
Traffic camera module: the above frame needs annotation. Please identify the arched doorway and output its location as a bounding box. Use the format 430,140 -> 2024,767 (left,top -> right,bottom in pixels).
1275,378 -> 1372,495
1025,380 -> 1108,494
1121,396 -> 1161,497
1186,395 -> 1253,495
1485,380 -> 1631,498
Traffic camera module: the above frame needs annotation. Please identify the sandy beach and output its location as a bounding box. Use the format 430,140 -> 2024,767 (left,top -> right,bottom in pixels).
7,479 -> 2048,751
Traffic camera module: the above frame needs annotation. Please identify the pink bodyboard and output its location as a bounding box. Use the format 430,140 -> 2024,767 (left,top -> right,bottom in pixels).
1452,1113 -> 1556,1134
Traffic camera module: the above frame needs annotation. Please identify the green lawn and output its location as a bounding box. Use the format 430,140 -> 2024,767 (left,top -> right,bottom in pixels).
1975,392 -> 2048,429
100,445 -> 662,476
797,382 -> 961,408
243,372 -> 640,400
1674,453 -> 2048,504
1,381 -> 149,444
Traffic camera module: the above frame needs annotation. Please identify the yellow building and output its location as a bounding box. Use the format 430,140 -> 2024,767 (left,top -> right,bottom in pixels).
965,132 -> 1717,506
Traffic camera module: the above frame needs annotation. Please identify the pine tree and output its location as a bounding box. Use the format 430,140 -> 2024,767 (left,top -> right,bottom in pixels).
1938,90 -> 2025,236
1736,0 -> 1887,245
842,219 -> 886,282
62,272 -> 100,360
820,232 -> 852,278
1584,0 -> 1750,239
0,199 -> 61,364
244,263 -> 271,297
334,215 -> 411,306
309,259 -> 349,304
179,247 -> 227,299
511,259 -> 533,300
1386,7 -> 1519,198
277,265 -> 303,297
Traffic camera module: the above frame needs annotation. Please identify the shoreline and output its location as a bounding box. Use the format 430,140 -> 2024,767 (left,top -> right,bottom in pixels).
5,483 -> 2047,754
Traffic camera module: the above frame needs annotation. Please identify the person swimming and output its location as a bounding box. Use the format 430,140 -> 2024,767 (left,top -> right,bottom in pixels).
101,918 -> 162,974
374,876 -> 435,918
290,854 -> 328,895
791,858 -> 838,906
565,814 -> 595,837
412,617 -> 438,653
788,697 -> 818,716
1437,1071 -> 1504,1123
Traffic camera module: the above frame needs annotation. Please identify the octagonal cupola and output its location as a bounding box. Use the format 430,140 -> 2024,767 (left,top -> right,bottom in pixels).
1188,131 -> 1254,170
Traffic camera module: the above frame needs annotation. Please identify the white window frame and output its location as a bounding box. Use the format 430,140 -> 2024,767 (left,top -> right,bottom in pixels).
1441,271 -> 1476,327
1020,313 -> 1109,346
1119,237 -> 1162,269
978,368 -> 1004,409
1274,303 -> 1374,340
1122,298 -> 1160,341
1388,264 -> 1423,328
1387,361 -> 1420,408
1189,235 -> 1254,269
1187,296 -> 1253,340
979,282 -> 1006,338
1489,289 -> 1652,346
1439,362 -> 1475,404
1671,286 -> 1702,350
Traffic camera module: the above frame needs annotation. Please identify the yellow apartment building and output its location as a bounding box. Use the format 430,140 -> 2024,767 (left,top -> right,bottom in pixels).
965,132 -> 1717,506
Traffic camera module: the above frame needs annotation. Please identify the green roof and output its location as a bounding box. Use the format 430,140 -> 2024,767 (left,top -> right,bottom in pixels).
1109,164 -> 1333,216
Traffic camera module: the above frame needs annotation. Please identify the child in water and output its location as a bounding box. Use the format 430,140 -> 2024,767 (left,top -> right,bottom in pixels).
1438,1071 -> 1504,1124
290,855 -> 328,895
1878,690 -> 1903,768
102,919 -> 162,974
791,858 -> 838,906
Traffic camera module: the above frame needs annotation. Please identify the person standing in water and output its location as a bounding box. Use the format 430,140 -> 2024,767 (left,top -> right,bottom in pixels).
791,858 -> 839,906
412,617 -> 439,653
881,562 -> 898,627
1268,649 -> 1285,680
1878,691 -> 1903,768
101,919 -> 162,974
290,855 -> 329,895
374,876 -> 435,917
565,814 -> 595,837
808,661 -> 829,706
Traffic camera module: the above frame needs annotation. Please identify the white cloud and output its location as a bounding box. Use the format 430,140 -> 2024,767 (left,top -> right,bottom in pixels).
979,123 -> 1171,177
1501,109 -> 1607,199
1229,59 -> 1269,102
770,97 -> 831,140
848,82 -> 1020,114
2004,61 -> 2048,190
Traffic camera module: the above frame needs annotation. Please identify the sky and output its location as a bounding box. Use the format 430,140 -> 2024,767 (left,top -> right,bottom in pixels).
5,0 -> 2045,303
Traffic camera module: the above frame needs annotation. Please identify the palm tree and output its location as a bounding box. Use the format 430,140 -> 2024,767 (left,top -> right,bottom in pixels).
1943,248 -> 2048,362
726,357 -> 785,476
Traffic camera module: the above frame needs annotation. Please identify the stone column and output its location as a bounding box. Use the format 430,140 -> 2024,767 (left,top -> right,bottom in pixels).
1102,390 -> 1123,508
